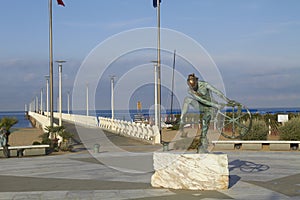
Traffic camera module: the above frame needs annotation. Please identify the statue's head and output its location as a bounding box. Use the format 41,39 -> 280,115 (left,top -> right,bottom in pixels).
187,73 -> 198,91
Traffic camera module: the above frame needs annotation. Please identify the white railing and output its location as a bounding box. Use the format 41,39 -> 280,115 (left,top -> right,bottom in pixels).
98,117 -> 161,144
29,112 -> 161,144
28,111 -> 57,131
53,112 -> 98,127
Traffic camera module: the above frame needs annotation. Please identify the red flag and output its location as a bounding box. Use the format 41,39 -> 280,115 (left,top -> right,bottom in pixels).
57,0 -> 65,6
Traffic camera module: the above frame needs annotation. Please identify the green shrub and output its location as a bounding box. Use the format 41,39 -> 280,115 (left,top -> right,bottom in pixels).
169,123 -> 179,130
32,141 -> 41,145
58,130 -> 73,142
279,117 -> 300,140
39,132 -> 51,144
44,125 -> 74,151
59,141 -> 73,151
241,119 -> 268,140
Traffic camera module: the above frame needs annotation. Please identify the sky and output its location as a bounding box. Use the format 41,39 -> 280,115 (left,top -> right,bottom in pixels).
0,0 -> 300,112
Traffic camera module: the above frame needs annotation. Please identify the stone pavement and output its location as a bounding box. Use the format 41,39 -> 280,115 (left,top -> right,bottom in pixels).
0,122 -> 299,199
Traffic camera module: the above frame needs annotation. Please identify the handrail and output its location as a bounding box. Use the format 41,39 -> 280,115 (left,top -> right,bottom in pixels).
98,117 -> 160,144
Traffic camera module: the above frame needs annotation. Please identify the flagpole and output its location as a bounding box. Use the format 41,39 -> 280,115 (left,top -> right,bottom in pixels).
156,0 -> 162,143
170,50 -> 176,118
49,0 -> 54,127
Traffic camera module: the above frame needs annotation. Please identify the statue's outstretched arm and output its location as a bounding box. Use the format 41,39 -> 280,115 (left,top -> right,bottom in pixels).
205,83 -> 229,102
188,89 -> 223,109
205,83 -> 240,107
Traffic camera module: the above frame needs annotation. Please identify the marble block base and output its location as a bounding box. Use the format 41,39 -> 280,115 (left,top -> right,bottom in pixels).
151,152 -> 229,190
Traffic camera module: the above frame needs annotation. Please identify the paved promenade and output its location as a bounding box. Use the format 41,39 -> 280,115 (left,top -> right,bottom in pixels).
0,121 -> 299,199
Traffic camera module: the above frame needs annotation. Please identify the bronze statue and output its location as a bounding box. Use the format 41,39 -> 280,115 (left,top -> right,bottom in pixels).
179,73 -> 237,153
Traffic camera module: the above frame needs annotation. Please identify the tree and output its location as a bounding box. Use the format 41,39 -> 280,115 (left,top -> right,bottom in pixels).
44,125 -> 73,151
0,117 -> 18,130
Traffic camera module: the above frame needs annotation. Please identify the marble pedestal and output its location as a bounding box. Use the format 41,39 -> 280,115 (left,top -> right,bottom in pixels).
151,152 -> 229,190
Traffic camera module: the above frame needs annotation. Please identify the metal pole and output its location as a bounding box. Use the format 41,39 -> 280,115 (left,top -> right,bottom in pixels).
40,88 -> 43,114
45,75 -> 50,117
59,64 -> 62,126
170,50 -> 176,118
49,0 -> 54,127
36,96 -> 38,113
86,83 -> 89,116
67,91 -> 70,114
151,61 -> 158,126
154,63 -> 158,126
56,60 -> 66,126
110,76 -> 116,120
156,0 -> 162,141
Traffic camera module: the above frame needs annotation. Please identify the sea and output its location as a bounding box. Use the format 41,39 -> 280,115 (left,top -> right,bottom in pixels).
1,107 -> 299,128
0,111 -> 32,128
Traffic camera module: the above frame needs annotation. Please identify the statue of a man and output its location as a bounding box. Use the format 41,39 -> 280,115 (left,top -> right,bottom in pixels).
179,73 -> 232,153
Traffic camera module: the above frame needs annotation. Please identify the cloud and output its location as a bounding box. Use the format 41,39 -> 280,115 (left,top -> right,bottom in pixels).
212,53 -> 300,107
23,73 -> 37,82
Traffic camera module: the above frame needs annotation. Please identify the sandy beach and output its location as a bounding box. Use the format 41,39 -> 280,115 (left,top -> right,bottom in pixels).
8,128 -> 43,146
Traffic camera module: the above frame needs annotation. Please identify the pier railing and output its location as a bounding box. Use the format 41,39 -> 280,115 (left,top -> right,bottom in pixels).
53,112 -> 98,127
98,117 -> 160,144
29,112 -> 161,144
28,111 -> 56,130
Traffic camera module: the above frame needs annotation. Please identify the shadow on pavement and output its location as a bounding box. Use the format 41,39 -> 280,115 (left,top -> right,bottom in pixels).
229,175 -> 241,188
229,159 -> 270,173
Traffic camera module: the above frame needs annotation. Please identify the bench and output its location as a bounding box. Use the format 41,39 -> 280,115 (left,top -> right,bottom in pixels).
0,145 -> 50,157
212,140 -> 300,151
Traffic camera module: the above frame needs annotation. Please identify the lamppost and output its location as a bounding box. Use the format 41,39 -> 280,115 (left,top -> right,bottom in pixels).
67,91 -> 70,114
151,61 -> 158,126
40,88 -> 43,114
56,60 -> 66,126
45,75 -> 50,117
86,83 -> 89,116
110,76 -> 116,120
36,95 -> 38,113
154,0 -> 162,141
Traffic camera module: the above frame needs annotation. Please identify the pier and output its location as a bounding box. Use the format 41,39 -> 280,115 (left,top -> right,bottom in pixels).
28,111 -> 161,145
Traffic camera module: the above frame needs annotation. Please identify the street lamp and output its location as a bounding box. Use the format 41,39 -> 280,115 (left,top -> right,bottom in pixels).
154,0 -> 162,142
45,75 -> 50,117
36,95 -> 38,113
67,91 -> 70,114
151,61 -> 158,126
40,88 -> 43,114
86,83 -> 89,116
56,60 -> 66,126
110,75 -> 116,120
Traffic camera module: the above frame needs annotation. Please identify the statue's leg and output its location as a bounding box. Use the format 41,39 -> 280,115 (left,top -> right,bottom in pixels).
179,97 -> 199,137
179,97 -> 189,137
198,109 -> 212,153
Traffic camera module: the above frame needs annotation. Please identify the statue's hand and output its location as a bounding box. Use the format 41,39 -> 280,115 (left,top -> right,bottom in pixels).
227,100 -> 238,107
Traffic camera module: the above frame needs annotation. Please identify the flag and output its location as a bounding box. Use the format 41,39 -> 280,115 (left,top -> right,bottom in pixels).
153,0 -> 161,8
57,0 -> 65,7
